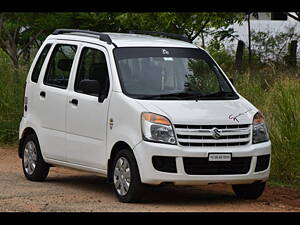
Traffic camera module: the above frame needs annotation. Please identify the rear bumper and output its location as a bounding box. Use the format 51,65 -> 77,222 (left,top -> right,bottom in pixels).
133,141 -> 271,185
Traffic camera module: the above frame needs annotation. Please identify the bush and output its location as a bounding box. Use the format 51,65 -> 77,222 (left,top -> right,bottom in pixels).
251,27 -> 300,64
233,71 -> 300,185
206,39 -> 236,72
264,78 -> 300,184
0,50 -> 27,144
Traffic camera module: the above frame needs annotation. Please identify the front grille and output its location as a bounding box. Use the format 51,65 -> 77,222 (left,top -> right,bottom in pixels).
183,157 -> 252,175
174,124 -> 251,147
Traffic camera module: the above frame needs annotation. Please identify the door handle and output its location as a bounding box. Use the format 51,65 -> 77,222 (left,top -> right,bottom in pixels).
40,91 -> 46,98
69,99 -> 78,106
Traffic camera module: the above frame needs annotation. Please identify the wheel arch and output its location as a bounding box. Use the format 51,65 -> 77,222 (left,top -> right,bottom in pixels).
107,141 -> 133,183
18,127 -> 37,158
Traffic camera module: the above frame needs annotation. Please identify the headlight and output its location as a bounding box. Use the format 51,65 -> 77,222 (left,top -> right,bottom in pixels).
141,112 -> 176,145
252,111 -> 269,144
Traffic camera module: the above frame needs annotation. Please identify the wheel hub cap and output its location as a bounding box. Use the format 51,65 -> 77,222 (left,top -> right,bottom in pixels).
23,141 -> 37,175
113,157 -> 131,196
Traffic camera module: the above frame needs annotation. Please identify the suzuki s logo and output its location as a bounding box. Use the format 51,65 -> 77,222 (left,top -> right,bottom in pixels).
162,49 -> 169,55
211,127 -> 221,139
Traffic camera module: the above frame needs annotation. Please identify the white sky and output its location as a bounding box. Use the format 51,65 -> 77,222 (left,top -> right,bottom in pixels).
194,14 -> 300,51
233,16 -> 300,43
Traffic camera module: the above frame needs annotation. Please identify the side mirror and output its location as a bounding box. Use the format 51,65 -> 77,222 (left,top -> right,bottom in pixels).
98,94 -> 106,103
98,82 -> 109,103
78,79 -> 100,95
78,79 -> 108,103
229,78 -> 234,86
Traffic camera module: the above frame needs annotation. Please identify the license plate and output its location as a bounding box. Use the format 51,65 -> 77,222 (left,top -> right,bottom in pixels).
208,153 -> 232,161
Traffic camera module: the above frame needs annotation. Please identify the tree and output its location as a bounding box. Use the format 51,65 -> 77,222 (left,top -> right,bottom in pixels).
115,12 -> 244,42
0,12 -> 244,73
0,12 -> 125,67
0,13 -> 41,69
0,13 -> 72,69
0,12 -> 91,69
71,12 -> 123,32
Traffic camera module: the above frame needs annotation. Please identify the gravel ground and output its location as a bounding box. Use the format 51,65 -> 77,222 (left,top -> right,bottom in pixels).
1,146 -> 300,212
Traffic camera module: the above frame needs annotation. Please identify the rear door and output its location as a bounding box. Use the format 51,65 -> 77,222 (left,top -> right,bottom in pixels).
36,41 -> 79,161
66,44 -> 111,169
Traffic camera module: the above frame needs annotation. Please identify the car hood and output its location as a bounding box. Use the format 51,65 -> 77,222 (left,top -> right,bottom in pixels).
136,97 -> 257,125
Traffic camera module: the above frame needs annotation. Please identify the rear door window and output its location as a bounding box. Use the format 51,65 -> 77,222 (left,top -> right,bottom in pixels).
44,44 -> 77,89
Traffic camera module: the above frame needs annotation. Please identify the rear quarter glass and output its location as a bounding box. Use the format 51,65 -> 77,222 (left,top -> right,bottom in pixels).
31,44 -> 52,83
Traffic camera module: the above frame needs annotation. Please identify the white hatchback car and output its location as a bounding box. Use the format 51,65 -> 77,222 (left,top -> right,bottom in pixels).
19,29 -> 271,203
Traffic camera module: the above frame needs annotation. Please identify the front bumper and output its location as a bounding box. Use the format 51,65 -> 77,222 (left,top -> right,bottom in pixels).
133,140 -> 271,185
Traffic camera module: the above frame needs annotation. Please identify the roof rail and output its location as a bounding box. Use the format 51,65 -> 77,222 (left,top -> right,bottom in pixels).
128,30 -> 193,43
52,29 -> 116,46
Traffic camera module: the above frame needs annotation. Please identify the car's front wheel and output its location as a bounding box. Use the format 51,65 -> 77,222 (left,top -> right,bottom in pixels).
112,148 -> 145,203
232,181 -> 266,199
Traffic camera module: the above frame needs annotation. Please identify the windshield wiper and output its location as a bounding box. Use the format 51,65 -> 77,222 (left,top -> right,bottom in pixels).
202,91 -> 236,97
135,91 -> 237,100
178,91 -> 237,100
136,91 -> 202,100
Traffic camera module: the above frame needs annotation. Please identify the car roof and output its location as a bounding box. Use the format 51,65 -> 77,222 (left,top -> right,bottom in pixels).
47,32 -> 198,49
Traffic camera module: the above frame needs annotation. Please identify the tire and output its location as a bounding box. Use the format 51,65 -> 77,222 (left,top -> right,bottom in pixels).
232,182 -> 266,199
111,148 -> 145,203
21,134 -> 50,181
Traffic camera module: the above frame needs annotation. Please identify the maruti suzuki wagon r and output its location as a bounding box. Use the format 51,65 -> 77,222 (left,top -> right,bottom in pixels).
19,29 -> 271,203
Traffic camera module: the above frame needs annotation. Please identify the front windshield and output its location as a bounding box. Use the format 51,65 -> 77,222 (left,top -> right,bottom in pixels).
113,47 -> 238,100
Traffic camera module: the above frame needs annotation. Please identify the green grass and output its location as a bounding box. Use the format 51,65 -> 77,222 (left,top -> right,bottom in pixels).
232,67 -> 300,186
269,177 -> 300,189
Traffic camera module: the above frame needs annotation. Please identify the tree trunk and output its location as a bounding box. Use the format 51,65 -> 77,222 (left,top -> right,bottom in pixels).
247,13 -> 252,70
7,44 -> 20,83
201,32 -> 205,48
11,52 -> 19,69
13,67 -> 20,84
235,40 -> 245,73
287,40 -> 298,68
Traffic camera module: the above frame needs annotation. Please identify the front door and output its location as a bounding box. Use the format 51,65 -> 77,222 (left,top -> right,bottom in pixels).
66,44 -> 111,169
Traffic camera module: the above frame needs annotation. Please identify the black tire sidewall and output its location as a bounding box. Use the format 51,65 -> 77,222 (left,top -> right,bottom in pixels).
232,182 -> 266,199
22,134 -> 49,181
112,148 -> 145,203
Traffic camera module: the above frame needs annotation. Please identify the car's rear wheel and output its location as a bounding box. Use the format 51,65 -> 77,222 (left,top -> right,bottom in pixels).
112,148 -> 145,203
22,134 -> 49,181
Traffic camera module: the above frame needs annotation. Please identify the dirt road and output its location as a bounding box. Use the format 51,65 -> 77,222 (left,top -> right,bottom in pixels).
0,146 -> 300,212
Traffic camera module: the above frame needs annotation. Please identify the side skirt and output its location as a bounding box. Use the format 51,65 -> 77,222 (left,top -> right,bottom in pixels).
44,157 -> 107,176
